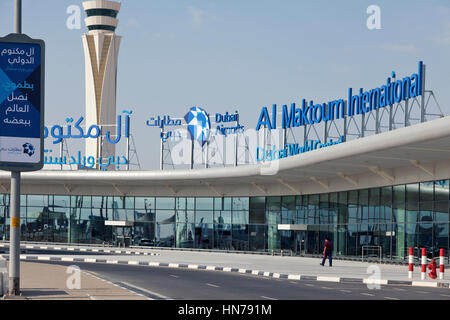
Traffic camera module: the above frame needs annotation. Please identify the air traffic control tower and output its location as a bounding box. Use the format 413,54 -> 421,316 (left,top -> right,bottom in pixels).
82,0 -> 122,169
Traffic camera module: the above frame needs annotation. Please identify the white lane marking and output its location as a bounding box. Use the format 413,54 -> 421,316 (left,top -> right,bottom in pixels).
289,281 -> 298,284
393,288 -> 405,291
340,290 -> 352,293
361,293 -> 375,297
321,287 -> 332,290
169,275 -> 179,279
37,256 -> 51,261
304,284 -> 314,287
83,272 -> 152,301
317,276 -> 340,283
61,257 -> 74,262
261,296 -> 278,300
121,281 -> 171,300
412,282 -> 438,288
440,294 -> 450,297
416,291 -> 430,294
206,283 -> 220,288
384,297 -> 399,300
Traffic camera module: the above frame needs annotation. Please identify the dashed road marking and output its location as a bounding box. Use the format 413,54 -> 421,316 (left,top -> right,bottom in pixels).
361,293 -> 375,297
169,275 -> 179,278
304,284 -> 314,287
261,296 -> 277,300
340,290 -> 352,293
206,283 -> 220,288
384,297 -> 399,300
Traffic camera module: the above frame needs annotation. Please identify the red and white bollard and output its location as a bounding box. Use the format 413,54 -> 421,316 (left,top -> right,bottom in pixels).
421,248 -> 427,280
440,249 -> 445,280
408,247 -> 414,279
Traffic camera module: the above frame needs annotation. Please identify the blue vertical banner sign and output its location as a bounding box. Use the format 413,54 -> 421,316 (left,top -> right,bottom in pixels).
0,34 -> 45,171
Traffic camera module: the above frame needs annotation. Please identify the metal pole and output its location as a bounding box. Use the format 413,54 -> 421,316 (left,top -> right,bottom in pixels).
9,171 -> 20,295
159,126 -> 164,171
205,141 -> 208,169
126,135 -> 130,171
60,139 -> 64,171
420,64 -> 426,123
9,0 -> 22,297
234,134 -> 238,167
14,0 -> 22,34
190,139 -> 194,170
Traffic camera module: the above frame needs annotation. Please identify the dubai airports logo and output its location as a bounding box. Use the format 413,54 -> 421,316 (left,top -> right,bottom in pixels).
184,106 -> 211,146
23,142 -> 35,157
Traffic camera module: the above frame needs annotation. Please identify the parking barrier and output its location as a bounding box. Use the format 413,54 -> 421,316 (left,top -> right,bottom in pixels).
408,247 -> 414,279
440,249 -> 445,280
421,248 -> 427,280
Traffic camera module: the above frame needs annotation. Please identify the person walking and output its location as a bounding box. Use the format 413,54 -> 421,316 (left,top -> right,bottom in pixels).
320,237 -> 333,267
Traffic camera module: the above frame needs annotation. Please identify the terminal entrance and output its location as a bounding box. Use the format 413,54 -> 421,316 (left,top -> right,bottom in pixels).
112,228 -> 132,247
279,224 -> 331,256
294,230 -> 321,255
105,221 -> 134,247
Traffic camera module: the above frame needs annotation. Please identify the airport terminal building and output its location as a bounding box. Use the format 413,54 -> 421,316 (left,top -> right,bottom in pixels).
0,1 -> 448,262
1,113 -> 450,261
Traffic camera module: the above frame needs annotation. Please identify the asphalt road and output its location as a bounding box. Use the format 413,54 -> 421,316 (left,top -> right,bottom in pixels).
28,261 -> 450,300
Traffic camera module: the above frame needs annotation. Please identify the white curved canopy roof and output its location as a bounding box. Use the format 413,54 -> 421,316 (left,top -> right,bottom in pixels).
1,116 -> 450,197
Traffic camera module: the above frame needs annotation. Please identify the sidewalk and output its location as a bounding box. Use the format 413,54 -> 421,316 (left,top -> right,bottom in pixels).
2,261 -> 148,300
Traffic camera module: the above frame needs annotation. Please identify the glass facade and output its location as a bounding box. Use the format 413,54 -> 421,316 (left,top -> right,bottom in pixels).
87,25 -> 117,32
0,179 -> 449,260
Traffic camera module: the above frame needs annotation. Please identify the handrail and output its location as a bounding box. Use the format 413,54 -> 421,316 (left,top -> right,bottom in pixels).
362,245 -> 382,263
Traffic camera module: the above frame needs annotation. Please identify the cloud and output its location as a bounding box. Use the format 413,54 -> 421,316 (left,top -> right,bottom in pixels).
188,6 -> 207,27
432,22 -> 450,45
381,44 -> 418,53
330,64 -> 352,74
127,18 -> 139,28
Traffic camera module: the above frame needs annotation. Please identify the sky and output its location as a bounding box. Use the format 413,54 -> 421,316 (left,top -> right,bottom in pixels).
1,0 -> 450,170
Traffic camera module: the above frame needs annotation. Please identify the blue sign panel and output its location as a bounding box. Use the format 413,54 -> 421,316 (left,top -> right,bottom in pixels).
0,34 -> 45,171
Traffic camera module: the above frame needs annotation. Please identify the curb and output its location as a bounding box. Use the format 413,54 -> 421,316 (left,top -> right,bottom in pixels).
0,244 -> 160,257
4,254 -> 449,290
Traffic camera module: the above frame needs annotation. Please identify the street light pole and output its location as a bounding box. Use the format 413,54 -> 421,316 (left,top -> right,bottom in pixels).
9,0 -> 22,296
14,0 -> 22,34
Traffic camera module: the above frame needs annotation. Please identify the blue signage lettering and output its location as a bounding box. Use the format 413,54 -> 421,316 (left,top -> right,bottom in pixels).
44,114 -> 130,145
44,149 -> 128,170
256,136 -> 345,162
257,61 -> 424,131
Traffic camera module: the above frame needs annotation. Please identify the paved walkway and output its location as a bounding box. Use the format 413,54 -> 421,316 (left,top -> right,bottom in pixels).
2,261 -> 148,300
